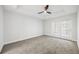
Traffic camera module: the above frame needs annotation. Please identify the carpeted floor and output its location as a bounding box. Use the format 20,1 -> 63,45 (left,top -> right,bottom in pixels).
2,35 -> 79,54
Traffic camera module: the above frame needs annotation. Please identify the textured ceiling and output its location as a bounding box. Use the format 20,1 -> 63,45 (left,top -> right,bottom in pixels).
4,5 -> 78,19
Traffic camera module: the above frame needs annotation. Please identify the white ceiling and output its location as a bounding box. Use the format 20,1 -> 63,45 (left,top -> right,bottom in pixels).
4,5 -> 78,19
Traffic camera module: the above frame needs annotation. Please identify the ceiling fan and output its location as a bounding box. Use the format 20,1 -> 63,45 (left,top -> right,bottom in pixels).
38,5 -> 52,14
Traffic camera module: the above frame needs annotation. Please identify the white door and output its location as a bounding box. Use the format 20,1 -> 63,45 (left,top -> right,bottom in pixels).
0,6 -> 4,52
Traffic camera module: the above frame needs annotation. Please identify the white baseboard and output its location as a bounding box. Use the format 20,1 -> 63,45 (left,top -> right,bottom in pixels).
0,46 -> 3,53
4,34 -> 77,46
4,34 -> 43,45
45,34 -> 77,42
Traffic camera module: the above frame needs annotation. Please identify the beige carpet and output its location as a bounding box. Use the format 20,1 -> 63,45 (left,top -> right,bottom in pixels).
2,35 -> 79,54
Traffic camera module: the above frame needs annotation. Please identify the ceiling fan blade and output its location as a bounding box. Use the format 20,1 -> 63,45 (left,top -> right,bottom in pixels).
38,11 -> 44,14
47,11 -> 52,14
45,5 -> 49,10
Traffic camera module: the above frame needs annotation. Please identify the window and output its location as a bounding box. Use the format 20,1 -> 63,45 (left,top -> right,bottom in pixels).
52,20 -> 72,40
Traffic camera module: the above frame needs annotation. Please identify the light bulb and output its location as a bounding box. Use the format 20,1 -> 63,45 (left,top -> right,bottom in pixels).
44,11 -> 47,13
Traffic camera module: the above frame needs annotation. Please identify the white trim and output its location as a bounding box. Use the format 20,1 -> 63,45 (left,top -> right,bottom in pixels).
4,34 -> 43,45
0,45 -> 4,53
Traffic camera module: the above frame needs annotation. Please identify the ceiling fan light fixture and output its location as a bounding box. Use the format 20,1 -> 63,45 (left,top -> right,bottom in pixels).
44,11 -> 47,13
38,5 -> 52,14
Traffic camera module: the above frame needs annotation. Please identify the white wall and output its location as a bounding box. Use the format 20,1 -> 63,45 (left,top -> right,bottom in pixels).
0,6 -> 4,52
3,8 -> 77,46
4,11 -> 43,44
77,8 -> 79,48
44,13 -> 77,41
